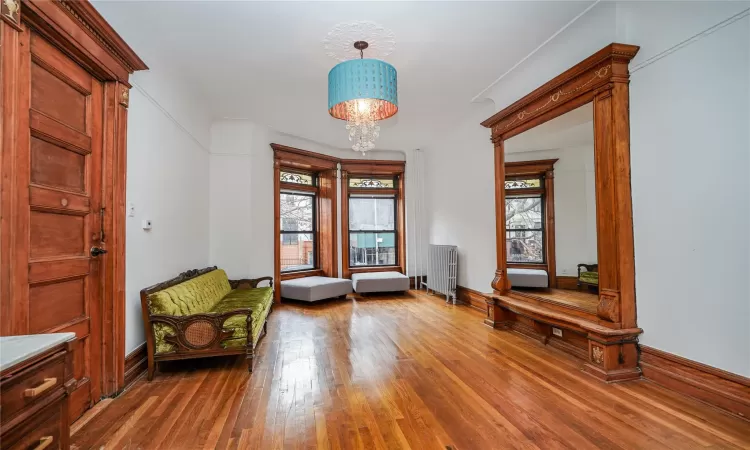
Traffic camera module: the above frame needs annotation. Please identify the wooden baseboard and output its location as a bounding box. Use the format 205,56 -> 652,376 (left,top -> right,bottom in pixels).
555,276 -> 579,290
640,346 -> 750,420
123,343 -> 147,391
456,285 -> 487,312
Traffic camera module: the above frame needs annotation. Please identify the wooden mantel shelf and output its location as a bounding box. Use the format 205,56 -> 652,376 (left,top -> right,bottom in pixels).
488,294 -> 642,336
485,294 -> 642,382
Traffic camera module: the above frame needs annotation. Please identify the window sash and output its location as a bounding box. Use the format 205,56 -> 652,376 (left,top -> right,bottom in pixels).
348,196 -> 396,232
349,231 -> 397,267
505,195 -> 545,264
280,192 -> 316,232
280,191 -> 317,272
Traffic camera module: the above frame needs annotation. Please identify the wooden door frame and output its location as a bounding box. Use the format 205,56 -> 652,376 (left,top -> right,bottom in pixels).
0,0 -> 146,397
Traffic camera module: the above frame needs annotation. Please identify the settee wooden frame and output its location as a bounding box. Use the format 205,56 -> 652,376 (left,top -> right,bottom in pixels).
140,266 -> 274,380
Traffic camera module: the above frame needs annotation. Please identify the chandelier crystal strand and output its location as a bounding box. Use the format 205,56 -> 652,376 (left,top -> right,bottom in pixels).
345,99 -> 381,153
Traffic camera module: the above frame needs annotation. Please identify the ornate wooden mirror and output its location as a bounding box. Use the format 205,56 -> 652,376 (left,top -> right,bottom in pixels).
481,43 -> 643,382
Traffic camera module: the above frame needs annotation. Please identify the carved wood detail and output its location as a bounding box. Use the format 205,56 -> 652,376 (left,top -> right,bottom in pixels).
119,85 -> 129,107
153,310 -> 251,353
597,289 -> 620,322
481,43 -> 641,383
1,0 -> 20,28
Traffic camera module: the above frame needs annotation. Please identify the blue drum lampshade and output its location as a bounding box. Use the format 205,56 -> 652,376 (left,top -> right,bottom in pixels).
328,58 -> 398,121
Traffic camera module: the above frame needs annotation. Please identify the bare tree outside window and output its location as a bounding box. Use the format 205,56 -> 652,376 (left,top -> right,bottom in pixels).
506,196 -> 544,263
280,193 -> 315,271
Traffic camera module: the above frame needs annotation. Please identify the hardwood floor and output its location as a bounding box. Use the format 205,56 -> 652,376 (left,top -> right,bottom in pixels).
71,291 -> 750,449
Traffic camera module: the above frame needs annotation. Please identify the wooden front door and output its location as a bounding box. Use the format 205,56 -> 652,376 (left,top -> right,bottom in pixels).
18,28 -> 104,421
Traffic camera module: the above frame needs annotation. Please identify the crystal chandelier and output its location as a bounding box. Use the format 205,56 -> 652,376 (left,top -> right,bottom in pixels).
328,41 -> 398,154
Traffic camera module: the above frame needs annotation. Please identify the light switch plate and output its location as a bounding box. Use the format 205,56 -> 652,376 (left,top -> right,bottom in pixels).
127,202 -> 135,217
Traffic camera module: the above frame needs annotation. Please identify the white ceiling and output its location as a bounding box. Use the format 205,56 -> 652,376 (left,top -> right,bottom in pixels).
93,1 -> 593,151
505,103 -> 593,153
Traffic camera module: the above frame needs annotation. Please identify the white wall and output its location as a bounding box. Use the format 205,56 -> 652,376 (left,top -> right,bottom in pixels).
124,69 -> 212,354
505,146 -> 597,276
626,5 -> 750,377
207,121 -> 421,282
427,1 -> 750,376
425,101 -> 498,291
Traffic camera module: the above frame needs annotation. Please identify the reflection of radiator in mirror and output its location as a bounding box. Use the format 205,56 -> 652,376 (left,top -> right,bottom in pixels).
424,245 -> 457,304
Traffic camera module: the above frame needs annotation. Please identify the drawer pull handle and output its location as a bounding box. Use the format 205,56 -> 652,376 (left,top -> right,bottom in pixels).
34,436 -> 54,450
24,378 -> 57,398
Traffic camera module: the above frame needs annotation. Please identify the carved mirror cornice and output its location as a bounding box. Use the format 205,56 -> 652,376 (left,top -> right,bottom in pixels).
481,43 -> 641,382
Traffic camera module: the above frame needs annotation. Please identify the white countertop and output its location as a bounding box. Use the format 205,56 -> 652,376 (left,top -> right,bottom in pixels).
0,333 -> 76,372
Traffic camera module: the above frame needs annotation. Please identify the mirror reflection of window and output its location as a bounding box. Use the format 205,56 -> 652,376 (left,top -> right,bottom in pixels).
503,102 -> 598,312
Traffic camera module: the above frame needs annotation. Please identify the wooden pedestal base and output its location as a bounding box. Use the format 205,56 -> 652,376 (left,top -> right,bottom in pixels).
485,295 -> 642,383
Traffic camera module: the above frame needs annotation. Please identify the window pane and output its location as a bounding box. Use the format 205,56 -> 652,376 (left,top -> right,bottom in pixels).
505,178 -> 541,189
506,197 -> 542,230
506,231 -> 543,263
280,233 -> 314,272
280,193 -> 314,231
349,177 -> 395,188
280,171 -> 314,185
349,197 -> 395,231
349,232 -> 396,266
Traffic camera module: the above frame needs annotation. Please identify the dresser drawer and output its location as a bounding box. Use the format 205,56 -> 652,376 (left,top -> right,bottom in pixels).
2,397 -> 63,450
0,351 -> 66,424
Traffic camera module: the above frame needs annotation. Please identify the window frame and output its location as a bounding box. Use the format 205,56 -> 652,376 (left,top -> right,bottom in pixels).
504,159 -> 558,286
340,160 -> 406,279
347,194 -> 398,268
279,190 -> 317,273
272,144 -> 340,302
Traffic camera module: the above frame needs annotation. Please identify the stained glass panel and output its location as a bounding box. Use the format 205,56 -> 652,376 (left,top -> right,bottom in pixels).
505,178 -> 541,189
280,171 -> 314,185
349,177 -> 395,188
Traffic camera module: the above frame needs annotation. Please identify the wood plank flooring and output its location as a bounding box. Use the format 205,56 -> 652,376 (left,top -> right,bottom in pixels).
71,291 -> 750,449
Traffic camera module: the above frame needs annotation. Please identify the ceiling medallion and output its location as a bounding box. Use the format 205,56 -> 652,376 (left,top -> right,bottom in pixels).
322,21 -> 396,62
326,25 -> 398,154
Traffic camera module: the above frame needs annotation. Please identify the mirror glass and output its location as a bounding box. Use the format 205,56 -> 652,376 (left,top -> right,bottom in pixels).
503,103 -> 598,313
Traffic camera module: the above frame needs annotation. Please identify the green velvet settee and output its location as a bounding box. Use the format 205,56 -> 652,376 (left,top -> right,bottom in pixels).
577,263 -> 599,292
140,267 -> 273,380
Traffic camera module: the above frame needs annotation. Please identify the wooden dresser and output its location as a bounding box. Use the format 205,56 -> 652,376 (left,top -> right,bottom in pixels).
1,334 -> 76,450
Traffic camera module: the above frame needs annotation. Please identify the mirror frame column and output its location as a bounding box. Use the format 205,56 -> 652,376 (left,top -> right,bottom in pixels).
481,43 -> 643,382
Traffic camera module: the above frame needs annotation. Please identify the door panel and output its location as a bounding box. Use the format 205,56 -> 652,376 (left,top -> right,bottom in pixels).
30,137 -> 86,191
24,30 -> 103,423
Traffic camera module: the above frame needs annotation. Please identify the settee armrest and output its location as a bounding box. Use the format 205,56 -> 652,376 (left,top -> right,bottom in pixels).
229,276 -> 273,290
148,308 -> 254,353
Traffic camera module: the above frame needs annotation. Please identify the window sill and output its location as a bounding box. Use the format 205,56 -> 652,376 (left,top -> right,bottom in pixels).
348,266 -> 403,275
507,263 -> 548,271
280,269 -> 324,281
